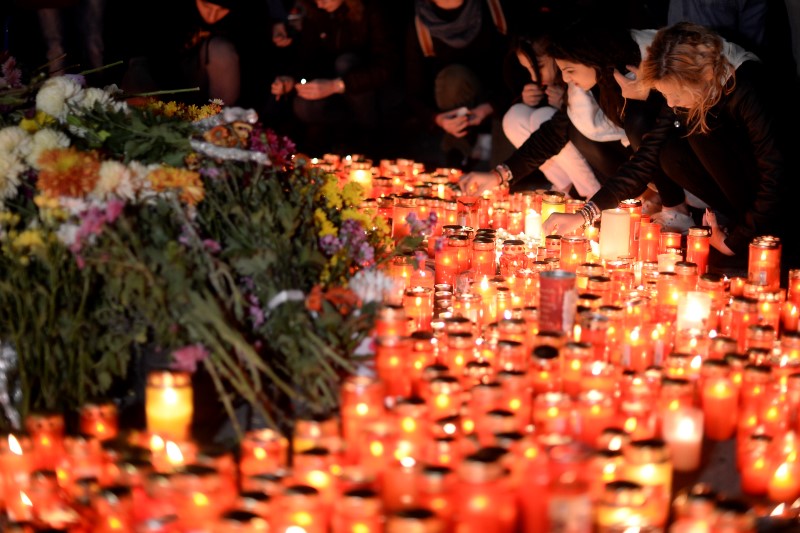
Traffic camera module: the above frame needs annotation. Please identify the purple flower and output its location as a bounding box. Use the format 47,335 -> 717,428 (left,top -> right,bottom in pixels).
200,167 -> 221,178
171,343 -> 210,373
404,211 -> 437,236
249,294 -> 265,328
320,234 -> 342,255
356,241 -> 374,266
203,239 -> 221,254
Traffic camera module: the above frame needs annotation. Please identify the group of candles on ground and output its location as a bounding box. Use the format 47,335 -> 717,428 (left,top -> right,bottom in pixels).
3,156 -> 800,531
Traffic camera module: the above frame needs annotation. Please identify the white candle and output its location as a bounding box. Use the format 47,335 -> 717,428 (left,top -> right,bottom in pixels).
524,208 -> 541,240
599,209 -> 630,261
662,407 -> 703,471
658,252 -> 682,272
676,291 -> 713,332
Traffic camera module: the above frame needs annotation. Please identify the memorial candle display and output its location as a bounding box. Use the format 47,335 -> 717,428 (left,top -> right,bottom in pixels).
686,226 -> 711,275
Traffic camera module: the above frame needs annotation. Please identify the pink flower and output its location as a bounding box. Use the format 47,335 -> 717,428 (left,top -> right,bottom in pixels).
105,199 -> 125,223
171,343 -> 210,373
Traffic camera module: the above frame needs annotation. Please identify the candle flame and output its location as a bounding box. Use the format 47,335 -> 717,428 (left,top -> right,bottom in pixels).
690,355 -> 702,370
165,440 -> 183,465
676,417 -> 696,437
8,434 -> 22,455
400,456 -> 416,468
355,402 -> 369,416
629,327 -> 640,342
370,441 -> 384,457
772,503 -> 786,516
20,491 -> 32,507
193,492 -> 210,507
480,276 -> 490,291
306,469 -> 330,488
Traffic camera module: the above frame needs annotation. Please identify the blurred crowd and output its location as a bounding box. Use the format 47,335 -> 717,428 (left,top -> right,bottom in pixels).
2,0 -> 799,171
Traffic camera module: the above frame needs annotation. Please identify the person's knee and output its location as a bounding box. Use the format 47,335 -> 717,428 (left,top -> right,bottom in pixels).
502,104 -> 534,148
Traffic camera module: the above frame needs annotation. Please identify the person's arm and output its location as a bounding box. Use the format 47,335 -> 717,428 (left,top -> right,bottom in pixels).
404,22 -> 438,127
503,109 -> 571,185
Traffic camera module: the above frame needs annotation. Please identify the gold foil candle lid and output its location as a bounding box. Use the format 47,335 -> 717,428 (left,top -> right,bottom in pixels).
750,235 -> 781,249
603,480 -> 646,506
623,438 -> 670,463
688,226 -> 712,237
460,447 -> 507,483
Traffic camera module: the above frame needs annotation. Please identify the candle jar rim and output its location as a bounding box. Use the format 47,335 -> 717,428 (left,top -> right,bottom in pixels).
220,509 -> 262,524
688,226 -> 712,237
623,438 -> 669,464
532,345 -> 559,360
146,370 -> 191,387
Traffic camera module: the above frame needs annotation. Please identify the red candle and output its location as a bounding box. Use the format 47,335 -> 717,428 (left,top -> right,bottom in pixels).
574,390 -> 616,447
686,226 -> 711,275
639,221 -> 661,263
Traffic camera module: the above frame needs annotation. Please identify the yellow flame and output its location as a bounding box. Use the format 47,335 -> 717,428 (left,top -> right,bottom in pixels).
20,491 -> 32,507
8,434 -> 22,455
355,403 -> 369,416
165,440 -> 184,465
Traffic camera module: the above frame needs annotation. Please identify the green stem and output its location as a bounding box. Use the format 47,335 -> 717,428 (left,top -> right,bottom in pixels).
126,87 -> 201,99
79,60 -> 125,76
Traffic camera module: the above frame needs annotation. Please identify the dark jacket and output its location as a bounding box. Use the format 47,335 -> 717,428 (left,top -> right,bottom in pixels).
404,0 -> 511,126
288,0 -> 396,94
588,61 -> 788,254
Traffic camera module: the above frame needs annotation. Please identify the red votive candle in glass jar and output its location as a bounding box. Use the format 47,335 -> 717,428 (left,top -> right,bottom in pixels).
660,231 -> 682,254
748,236 -> 782,292
686,226 -> 711,275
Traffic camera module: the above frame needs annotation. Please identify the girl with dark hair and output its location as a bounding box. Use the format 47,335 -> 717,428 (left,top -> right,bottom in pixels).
461,20 -> 688,217
502,31 -> 599,197
544,23 -> 796,270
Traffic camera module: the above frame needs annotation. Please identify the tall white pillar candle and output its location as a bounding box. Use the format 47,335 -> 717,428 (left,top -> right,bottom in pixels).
599,208 -> 631,261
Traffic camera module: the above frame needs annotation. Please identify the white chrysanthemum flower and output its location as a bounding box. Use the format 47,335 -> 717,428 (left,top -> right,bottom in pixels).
78,87 -> 113,111
127,161 -> 150,196
26,128 -> 70,168
0,152 -> 25,201
92,160 -> 135,201
58,197 -> 90,216
56,223 -> 79,247
35,76 -> 84,119
0,126 -> 31,158
349,268 -> 401,304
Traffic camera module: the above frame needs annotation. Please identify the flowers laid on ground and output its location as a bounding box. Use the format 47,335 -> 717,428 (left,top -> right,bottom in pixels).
0,59 -> 413,430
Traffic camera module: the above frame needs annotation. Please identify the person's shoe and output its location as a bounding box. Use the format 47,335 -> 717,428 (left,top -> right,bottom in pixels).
650,208 -> 695,234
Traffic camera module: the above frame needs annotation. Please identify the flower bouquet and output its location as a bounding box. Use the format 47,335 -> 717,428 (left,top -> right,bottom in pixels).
0,59 -> 417,432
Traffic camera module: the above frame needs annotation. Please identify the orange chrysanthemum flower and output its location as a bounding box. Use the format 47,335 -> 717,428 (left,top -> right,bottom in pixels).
36,147 -> 101,198
147,167 -> 205,205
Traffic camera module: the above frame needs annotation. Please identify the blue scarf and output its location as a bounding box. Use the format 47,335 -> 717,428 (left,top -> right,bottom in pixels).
415,0 -> 483,49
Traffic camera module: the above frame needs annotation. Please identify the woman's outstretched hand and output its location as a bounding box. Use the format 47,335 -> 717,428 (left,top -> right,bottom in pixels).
704,209 -> 734,256
542,212 -> 585,236
459,171 -> 500,195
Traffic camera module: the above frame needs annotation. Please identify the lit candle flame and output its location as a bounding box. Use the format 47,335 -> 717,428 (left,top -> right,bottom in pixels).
20,491 -> 32,507
165,440 -> 184,465
772,503 -> 786,516
8,434 -> 22,455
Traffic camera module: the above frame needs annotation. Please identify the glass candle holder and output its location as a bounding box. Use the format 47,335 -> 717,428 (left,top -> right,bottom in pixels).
748,235 -> 781,292
599,209 -> 631,261
660,231 -> 682,254
239,429 -> 289,477
662,407 -> 704,472
595,480 -> 651,532
686,226 -> 711,275
404,286 -> 434,332
639,222 -> 661,263
145,370 -> 193,441
621,439 -> 672,527
560,236 -> 587,273
454,449 -> 517,533
574,390 -> 616,447
79,402 -> 119,442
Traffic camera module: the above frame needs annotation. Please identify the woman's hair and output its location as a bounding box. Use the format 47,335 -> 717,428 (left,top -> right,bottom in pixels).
515,30 -> 560,89
548,20 -> 641,127
640,22 -> 734,135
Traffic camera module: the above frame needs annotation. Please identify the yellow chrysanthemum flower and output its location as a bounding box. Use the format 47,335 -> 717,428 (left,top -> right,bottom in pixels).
341,182 -> 365,207
320,179 -> 342,210
314,208 -> 337,237
13,229 -> 46,253
19,110 -> 54,133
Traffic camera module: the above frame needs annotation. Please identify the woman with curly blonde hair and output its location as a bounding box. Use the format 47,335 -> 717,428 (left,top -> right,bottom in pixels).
545,22 -> 797,272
